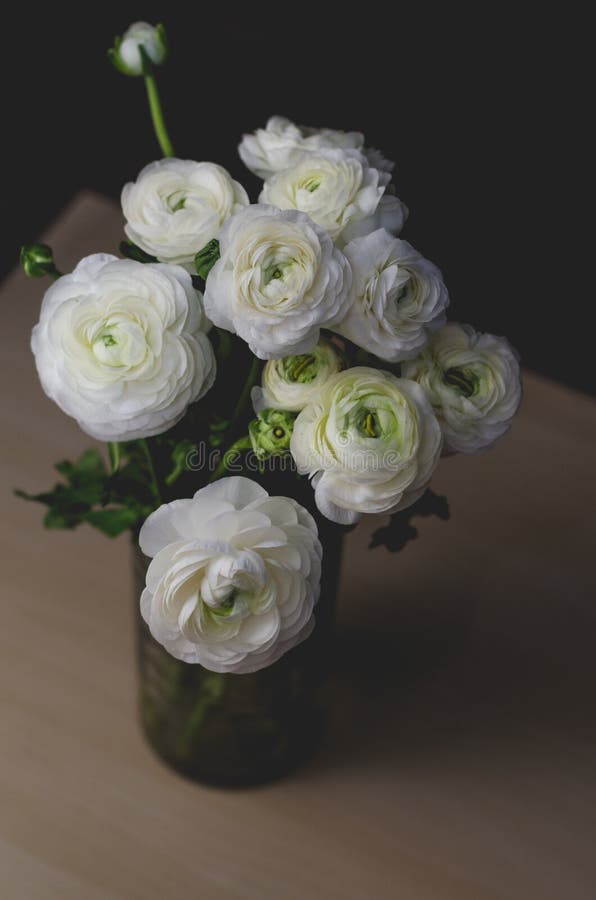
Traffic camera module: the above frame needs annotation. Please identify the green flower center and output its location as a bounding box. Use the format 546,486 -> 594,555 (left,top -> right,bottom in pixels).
167,192 -> 186,212
263,260 -> 293,284
90,319 -> 148,369
210,593 -> 236,617
284,353 -> 318,383
443,366 -> 478,398
344,397 -> 398,443
272,426 -> 285,439
363,411 -> 380,438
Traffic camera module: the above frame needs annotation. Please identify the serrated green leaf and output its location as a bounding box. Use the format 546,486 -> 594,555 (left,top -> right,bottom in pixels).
165,438 -> 196,486
85,507 -> 140,537
56,448 -> 106,482
15,446 -> 149,537
44,506 -> 82,530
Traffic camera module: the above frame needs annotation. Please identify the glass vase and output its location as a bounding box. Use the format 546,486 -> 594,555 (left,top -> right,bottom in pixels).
132,517 -> 343,787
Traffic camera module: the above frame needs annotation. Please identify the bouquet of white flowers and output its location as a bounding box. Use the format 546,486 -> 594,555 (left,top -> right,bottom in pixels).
18,22 -> 521,784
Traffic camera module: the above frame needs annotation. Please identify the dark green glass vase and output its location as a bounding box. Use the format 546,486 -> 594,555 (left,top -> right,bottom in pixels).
133,518 -> 343,787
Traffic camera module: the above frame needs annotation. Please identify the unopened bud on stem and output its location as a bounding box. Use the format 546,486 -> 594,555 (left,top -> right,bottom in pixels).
108,22 -> 167,77
20,243 -> 61,279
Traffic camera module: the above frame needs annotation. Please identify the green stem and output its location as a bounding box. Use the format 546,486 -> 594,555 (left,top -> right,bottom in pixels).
140,438 -> 162,506
144,71 -> 175,157
209,436 -> 252,483
232,356 -> 261,422
178,672 -> 226,757
107,441 -> 121,474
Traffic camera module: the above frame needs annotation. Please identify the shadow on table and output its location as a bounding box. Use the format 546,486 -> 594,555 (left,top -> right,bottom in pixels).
307,582 -> 596,775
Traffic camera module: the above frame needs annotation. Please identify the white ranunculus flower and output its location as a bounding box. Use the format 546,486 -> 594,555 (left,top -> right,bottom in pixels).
239,115 -> 365,179
291,367 -> 442,524
402,323 -> 522,454
365,146 -> 395,175
138,477 -> 322,674
203,204 -> 351,359
121,159 -> 249,269
31,254 -> 216,442
336,230 -> 449,362
116,22 -> 167,76
259,149 -> 407,245
251,338 -> 346,414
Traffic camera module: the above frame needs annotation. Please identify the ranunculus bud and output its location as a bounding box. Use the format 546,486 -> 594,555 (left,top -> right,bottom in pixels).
109,22 -> 167,77
20,243 -> 59,279
251,338 -> 346,414
249,409 -> 296,460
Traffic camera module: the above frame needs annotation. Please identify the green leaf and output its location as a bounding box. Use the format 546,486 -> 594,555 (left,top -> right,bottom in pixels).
43,506 -> 84,530
54,449 -> 107,505
165,439 -> 197,486
15,445 -> 150,538
369,489 -> 450,552
208,415 -> 232,448
56,447 -> 106,480
85,507 -> 140,537
15,488 -> 54,504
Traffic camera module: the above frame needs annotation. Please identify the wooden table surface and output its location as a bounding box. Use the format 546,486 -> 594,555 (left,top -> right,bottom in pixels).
1,193 -> 596,900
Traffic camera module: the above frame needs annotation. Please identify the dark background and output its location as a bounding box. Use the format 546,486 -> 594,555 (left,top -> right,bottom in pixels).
3,5 -> 590,393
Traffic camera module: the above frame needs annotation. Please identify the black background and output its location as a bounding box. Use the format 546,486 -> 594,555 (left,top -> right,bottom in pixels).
3,5 -> 590,393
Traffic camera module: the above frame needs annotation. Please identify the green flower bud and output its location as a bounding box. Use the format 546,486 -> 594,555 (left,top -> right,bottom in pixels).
20,243 -> 59,279
249,409 -> 297,460
108,22 -> 167,77
253,337 -> 347,414
195,239 -> 220,280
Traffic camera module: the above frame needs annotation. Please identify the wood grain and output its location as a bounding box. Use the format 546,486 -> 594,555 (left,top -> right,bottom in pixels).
1,193 -> 595,900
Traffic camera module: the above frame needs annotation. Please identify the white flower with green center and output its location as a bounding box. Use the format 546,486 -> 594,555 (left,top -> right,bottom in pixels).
336,230 -> 449,362
31,254 -> 216,441
238,115 -> 365,179
203,204 -> 351,359
259,149 -> 407,246
290,367 -> 442,524
402,323 -> 522,454
138,477 -> 322,673
121,159 -> 249,270
252,338 -> 346,413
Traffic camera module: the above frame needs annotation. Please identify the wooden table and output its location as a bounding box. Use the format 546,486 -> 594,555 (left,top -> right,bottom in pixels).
2,193 -> 595,900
